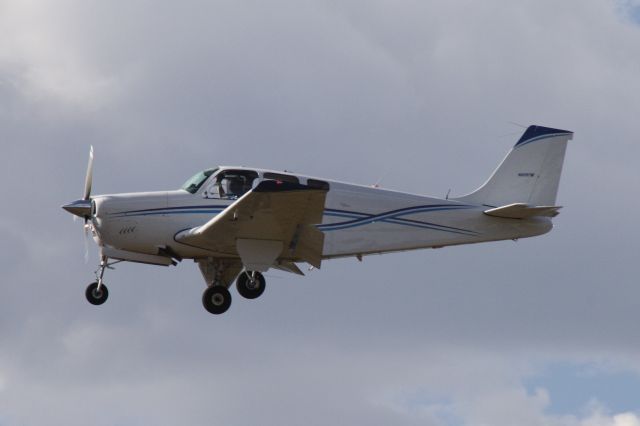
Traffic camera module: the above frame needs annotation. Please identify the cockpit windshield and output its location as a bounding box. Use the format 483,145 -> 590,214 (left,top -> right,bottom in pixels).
181,168 -> 217,194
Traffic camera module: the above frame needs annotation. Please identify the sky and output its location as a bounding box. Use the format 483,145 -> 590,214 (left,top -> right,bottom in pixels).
1,0 -> 640,425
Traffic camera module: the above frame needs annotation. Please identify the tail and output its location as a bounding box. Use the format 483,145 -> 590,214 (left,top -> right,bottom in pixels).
454,125 -> 573,207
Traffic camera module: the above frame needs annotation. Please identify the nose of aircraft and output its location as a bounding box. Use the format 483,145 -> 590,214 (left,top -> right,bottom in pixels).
62,199 -> 92,218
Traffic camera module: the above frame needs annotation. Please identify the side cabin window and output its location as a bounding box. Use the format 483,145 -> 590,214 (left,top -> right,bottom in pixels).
263,172 -> 299,184
306,179 -> 330,190
204,170 -> 259,199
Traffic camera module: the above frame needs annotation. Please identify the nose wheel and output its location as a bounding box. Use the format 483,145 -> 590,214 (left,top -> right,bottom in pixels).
202,285 -> 232,315
86,282 -> 109,305
85,255 -> 120,306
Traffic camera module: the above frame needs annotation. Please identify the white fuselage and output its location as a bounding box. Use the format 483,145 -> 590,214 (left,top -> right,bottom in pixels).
90,168 -> 551,263
64,125 -> 572,314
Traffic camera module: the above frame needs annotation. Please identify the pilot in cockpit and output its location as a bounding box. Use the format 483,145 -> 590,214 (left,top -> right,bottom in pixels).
217,174 -> 253,199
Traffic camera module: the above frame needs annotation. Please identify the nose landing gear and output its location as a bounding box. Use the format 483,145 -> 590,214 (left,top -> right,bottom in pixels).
85,256 -> 122,306
86,281 -> 108,305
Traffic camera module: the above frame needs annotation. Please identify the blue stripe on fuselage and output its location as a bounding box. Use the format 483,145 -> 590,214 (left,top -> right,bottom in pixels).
110,205 -> 229,218
321,205 -> 479,235
109,204 -> 480,236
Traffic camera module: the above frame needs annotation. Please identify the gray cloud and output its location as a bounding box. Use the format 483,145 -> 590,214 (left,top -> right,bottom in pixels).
1,0 -> 640,424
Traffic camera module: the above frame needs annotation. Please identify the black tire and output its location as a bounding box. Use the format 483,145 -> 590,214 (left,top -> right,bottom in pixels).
236,271 -> 266,299
202,285 -> 232,315
86,282 -> 109,305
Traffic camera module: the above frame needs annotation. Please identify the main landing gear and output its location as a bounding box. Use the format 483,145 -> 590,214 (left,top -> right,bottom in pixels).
201,271 -> 266,315
202,285 -> 232,315
236,271 -> 266,299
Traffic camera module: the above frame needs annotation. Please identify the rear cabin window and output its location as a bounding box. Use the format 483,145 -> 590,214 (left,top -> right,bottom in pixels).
263,172 -> 299,184
306,179 -> 330,190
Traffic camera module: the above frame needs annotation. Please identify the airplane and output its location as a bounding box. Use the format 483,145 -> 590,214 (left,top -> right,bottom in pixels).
62,125 -> 573,315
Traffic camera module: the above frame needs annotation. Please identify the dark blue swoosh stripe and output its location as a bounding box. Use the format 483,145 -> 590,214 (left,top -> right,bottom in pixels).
319,205 -> 479,235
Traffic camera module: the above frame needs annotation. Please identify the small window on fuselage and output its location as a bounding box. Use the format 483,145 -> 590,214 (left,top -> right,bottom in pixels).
307,179 -> 330,190
263,172 -> 299,184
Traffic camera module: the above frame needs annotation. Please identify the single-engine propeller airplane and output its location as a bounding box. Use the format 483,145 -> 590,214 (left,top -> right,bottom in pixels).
63,125 -> 573,315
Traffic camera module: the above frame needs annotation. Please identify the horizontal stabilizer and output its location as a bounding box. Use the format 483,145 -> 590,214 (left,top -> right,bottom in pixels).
484,203 -> 562,219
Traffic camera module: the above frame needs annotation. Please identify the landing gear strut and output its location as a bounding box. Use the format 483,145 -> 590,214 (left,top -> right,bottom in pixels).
196,260 -> 269,314
236,271 -> 266,299
85,256 -> 121,306
197,259 -> 241,315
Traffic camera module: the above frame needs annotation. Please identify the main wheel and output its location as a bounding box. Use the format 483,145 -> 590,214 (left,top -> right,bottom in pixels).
236,271 -> 266,299
202,285 -> 232,315
86,282 -> 109,305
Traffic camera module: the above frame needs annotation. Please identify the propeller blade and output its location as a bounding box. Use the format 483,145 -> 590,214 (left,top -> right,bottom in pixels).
83,146 -> 94,201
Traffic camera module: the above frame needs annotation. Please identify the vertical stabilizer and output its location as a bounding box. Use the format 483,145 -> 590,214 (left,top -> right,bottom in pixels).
454,125 -> 573,207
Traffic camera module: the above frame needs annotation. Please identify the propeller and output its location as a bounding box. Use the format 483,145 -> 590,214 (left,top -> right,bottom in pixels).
72,145 -> 93,224
62,146 -> 94,220
82,146 -> 94,262
62,146 -> 95,263
83,145 -> 94,202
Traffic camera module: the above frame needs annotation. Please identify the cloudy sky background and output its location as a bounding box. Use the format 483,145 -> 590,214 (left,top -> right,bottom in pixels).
1,0 -> 640,424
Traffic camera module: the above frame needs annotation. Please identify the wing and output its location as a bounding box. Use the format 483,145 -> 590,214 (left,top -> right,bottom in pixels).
484,203 -> 562,219
176,180 -> 328,271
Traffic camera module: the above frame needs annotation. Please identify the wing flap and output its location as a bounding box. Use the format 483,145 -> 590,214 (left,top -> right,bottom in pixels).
290,225 -> 324,269
273,261 -> 305,276
236,239 -> 283,272
484,203 -> 562,219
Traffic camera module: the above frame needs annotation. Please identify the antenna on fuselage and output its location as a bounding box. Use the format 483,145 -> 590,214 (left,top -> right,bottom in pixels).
445,189 -> 451,200
371,171 -> 388,188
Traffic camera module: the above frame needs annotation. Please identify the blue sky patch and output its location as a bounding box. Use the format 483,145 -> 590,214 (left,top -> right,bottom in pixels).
617,0 -> 640,24
525,362 -> 640,415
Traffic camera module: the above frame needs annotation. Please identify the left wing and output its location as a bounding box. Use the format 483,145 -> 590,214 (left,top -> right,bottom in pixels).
176,180 -> 328,271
